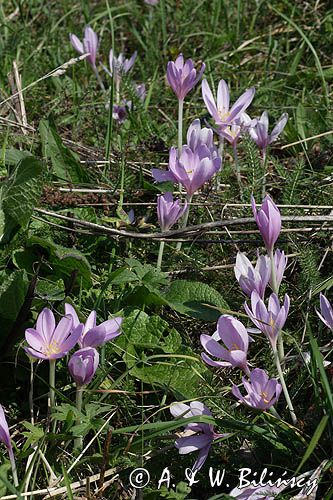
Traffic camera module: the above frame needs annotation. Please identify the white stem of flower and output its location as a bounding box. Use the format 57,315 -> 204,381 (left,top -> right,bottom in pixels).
157,240 -> 165,270
74,385 -> 84,450
176,194 -> 192,252
48,360 -> 56,412
9,448 -> 19,488
273,347 -> 297,425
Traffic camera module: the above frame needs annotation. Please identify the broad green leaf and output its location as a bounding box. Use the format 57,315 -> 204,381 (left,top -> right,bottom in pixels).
4,148 -> 33,166
117,310 -> 209,398
0,157 -> 43,243
13,236 -> 92,288
0,270 -> 29,346
39,118 -> 90,183
163,280 -> 229,321
0,464 -> 11,497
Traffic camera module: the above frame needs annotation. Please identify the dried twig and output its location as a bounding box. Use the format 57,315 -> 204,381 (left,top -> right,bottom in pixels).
34,208 -> 333,241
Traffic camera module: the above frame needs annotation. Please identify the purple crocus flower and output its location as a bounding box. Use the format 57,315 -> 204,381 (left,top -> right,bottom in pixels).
166,54 -> 205,101
25,308 -> 81,360
317,294 -> 333,331
251,195 -> 281,252
145,0 -> 159,4
201,315 -> 250,375
202,79 -> 255,128
69,26 -> 99,68
68,347 -> 99,386
105,49 -> 137,82
135,83 -> 146,102
218,112 -> 256,148
152,119 -> 219,185
271,249 -> 287,292
244,291 -> 290,350
0,405 -> 18,486
186,119 -> 215,151
249,111 -> 288,152
112,101 -> 132,124
232,368 -> 282,410
234,252 -> 270,299
0,405 -> 12,452
153,145 -> 221,196
170,401 -> 225,471
65,303 -> 122,348
157,192 -> 187,232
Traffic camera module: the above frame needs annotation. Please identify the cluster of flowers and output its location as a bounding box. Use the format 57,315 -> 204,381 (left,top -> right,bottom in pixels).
24,304 -> 122,385
153,54 -> 288,265
0,305 -> 123,485
70,26 -> 143,123
168,194 -> 333,476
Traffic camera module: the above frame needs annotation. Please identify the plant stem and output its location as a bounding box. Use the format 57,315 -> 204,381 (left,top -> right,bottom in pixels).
216,135 -> 224,190
269,248 -> 285,363
269,406 -> 281,420
177,98 -> 184,195
29,359 -> 34,425
273,348 -> 297,425
176,194 -> 192,251
93,66 -> 105,91
48,360 -> 56,412
178,98 -> 184,155
9,448 -> 19,487
157,240 -> 165,270
74,385 -> 84,450
233,143 -> 243,198
261,148 -> 267,198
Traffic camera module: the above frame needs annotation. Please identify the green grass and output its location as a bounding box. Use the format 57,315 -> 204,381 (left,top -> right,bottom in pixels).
0,0 -> 332,498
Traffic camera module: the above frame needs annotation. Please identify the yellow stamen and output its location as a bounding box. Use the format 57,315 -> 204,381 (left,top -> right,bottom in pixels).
44,340 -> 61,356
261,391 -> 270,404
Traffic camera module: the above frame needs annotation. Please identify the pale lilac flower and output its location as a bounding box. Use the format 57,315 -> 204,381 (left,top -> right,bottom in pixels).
152,119 -> 219,185
105,49 -> 137,82
201,315 -> 250,375
170,401 -> 225,471
0,405 -> 12,452
202,79 -> 255,128
218,112 -> 256,148
135,83 -> 146,102
317,294 -> 333,331
249,111 -> 288,152
65,304 -> 122,348
157,192 -> 187,231
153,145 -> 221,196
69,26 -> 99,67
251,195 -> 281,252
232,368 -> 282,410
68,347 -> 99,386
244,291 -> 290,349
112,102 -> 131,124
25,308 -> 81,360
271,249 -> 287,291
0,405 -> 17,486
145,0 -> 159,4
167,54 -> 205,101
234,252 -> 270,299
186,119 -> 216,151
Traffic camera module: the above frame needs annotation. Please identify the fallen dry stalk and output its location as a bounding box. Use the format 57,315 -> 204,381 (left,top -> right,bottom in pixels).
35,208 -> 333,241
